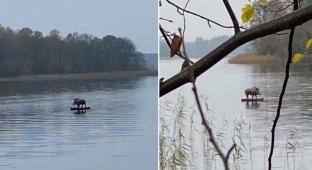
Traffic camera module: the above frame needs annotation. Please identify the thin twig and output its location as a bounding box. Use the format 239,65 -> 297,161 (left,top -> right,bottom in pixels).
182,0 -> 190,37
165,0 -> 243,29
296,63 -> 312,71
159,17 -> 173,23
262,1 -> 294,13
268,1 -> 299,170
159,24 -> 172,48
179,28 -> 235,170
222,0 -> 240,34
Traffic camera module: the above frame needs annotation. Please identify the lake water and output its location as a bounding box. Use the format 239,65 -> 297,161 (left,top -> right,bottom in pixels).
0,76 -> 157,170
160,58 -> 312,170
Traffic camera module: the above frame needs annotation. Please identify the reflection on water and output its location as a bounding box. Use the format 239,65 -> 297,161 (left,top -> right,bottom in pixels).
0,76 -> 157,170
160,58 -> 312,170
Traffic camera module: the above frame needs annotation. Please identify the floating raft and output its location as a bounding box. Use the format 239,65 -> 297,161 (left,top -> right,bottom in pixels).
71,107 -> 91,110
241,98 -> 264,102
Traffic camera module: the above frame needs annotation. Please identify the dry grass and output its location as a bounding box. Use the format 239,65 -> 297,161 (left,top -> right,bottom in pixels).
228,53 -> 276,64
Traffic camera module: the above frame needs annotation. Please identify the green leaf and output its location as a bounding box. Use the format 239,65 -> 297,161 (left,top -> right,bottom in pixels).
306,38 -> 312,49
241,4 -> 255,23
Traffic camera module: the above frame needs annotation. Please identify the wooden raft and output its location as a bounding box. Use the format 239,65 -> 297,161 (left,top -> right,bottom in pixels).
241,98 -> 264,102
71,107 -> 91,110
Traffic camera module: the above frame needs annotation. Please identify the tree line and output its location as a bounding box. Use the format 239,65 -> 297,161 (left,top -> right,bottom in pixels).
0,26 -> 146,77
160,35 -> 248,58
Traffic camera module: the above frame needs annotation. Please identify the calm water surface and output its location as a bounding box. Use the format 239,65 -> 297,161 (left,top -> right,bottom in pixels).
160,58 -> 312,170
0,76 -> 157,170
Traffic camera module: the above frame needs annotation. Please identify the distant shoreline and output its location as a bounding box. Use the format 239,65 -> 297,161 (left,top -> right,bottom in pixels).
228,53 -> 276,64
0,70 -> 157,82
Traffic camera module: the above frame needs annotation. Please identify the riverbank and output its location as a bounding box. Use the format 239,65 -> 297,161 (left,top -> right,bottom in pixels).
228,53 -> 276,64
0,70 -> 157,82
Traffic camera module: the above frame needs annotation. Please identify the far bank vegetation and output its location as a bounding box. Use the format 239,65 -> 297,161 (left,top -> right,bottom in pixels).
228,53 -> 276,64
0,26 -> 147,78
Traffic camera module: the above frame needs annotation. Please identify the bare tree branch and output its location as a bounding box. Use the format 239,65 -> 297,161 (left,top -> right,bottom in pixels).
223,0 -> 240,34
268,27 -> 295,170
182,0 -> 190,37
178,28 -> 235,170
164,0 -> 242,29
159,17 -> 173,23
160,5 -> 312,97
159,24 -> 172,48
268,2 -> 299,170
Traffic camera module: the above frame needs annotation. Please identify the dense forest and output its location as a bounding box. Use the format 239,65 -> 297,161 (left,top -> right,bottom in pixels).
0,26 -> 147,77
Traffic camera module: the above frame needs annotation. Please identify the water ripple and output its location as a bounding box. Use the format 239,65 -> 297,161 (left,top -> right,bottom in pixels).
0,77 -> 157,170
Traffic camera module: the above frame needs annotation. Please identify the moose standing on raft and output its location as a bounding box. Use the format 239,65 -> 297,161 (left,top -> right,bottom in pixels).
73,98 -> 86,108
245,87 -> 261,99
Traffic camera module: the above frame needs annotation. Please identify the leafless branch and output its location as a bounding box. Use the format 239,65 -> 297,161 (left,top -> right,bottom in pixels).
182,0 -> 190,37
178,28 -> 235,170
264,2 -> 294,13
268,1 -> 299,170
222,0 -> 240,34
159,17 -> 173,23
165,0 -> 243,29
262,0 -> 303,13
159,24 -> 171,48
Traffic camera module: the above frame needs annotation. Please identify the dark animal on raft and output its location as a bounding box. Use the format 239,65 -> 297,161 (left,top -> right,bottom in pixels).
73,98 -> 86,108
245,87 -> 261,99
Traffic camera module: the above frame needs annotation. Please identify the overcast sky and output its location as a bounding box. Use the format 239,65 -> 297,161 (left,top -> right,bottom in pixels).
160,0 -> 247,42
0,0 -> 157,53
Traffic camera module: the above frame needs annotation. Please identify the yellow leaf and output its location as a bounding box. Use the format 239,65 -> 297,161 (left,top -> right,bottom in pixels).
306,38 -> 312,49
241,4 -> 255,23
258,0 -> 267,6
292,53 -> 304,64
170,34 -> 183,57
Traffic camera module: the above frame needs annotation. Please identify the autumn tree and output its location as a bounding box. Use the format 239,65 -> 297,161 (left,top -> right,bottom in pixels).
249,0 -> 312,61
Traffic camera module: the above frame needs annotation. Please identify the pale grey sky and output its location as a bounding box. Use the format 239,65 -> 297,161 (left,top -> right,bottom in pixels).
0,0 -> 157,53
160,0 -> 247,42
